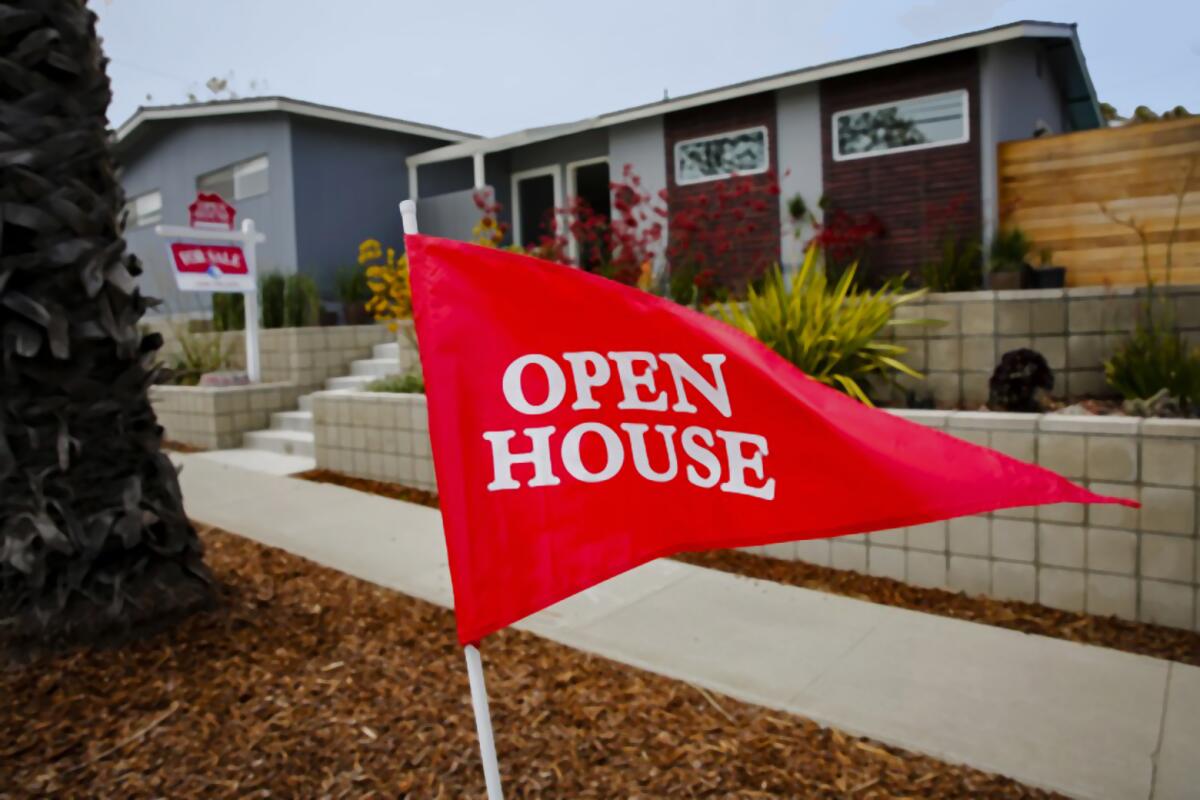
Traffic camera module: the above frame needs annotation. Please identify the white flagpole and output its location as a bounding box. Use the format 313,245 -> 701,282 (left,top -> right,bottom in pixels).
398,197 -> 505,800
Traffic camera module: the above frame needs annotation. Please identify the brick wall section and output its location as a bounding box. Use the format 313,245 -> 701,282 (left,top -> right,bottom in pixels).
820,50 -> 981,280
663,92 -> 781,286
753,410 -> 1200,633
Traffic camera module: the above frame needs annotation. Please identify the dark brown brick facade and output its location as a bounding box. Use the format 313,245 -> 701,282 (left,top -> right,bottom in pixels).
663,93 -> 781,287
820,50 -> 981,281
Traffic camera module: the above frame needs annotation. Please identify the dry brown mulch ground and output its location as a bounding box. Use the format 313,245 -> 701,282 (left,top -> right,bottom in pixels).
298,469 -> 1200,668
161,439 -> 205,454
2,528 -> 1057,799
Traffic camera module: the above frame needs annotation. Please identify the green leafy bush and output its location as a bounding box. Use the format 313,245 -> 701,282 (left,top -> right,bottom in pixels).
366,373 -> 425,394
259,272 -> 286,328
988,227 -> 1031,273
714,247 -> 932,404
1106,308 -> 1200,412
167,326 -> 236,386
336,264 -> 371,305
284,273 -> 320,327
211,292 -> 244,332
922,236 -> 982,292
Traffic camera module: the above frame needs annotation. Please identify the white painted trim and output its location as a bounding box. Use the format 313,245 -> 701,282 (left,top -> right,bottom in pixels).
830,89 -> 970,162
408,163 -> 419,200
672,125 -> 770,186
510,165 -> 563,247
564,156 -> 610,261
406,22 -> 1082,168
473,152 -> 487,189
116,97 -> 475,146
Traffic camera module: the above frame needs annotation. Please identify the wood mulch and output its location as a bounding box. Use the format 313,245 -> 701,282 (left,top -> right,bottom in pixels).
2,527 -> 1058,798
297,469 -> 1200,667
161,439 -> 205,454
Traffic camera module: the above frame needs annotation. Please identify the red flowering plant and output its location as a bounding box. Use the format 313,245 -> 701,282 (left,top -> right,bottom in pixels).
803,198 -> 885,285
918,193 -> 983,292
471,189 -> 510,248
664,170 -> 781,306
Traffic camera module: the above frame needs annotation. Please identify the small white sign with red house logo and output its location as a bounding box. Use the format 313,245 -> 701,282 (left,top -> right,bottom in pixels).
188,192 -> 237,230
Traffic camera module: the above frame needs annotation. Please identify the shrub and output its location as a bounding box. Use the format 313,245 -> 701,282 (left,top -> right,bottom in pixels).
714,246 -> 931,405
366,372 -> 425,394
211,292 -> 244,332
283,274 -> 320,327
336,265 -> 371,305
361,238 -> 412,332
922,235 -> 982,292
259,272 -> 286,328
988,227 -> 1031,273
988,349 -> 1054,412
167,325 -> 236,386
1106,311 -> 1200,412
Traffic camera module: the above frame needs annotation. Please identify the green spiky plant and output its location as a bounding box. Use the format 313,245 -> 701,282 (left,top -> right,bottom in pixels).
715,246 -> 934,404
0,0 -> 211,650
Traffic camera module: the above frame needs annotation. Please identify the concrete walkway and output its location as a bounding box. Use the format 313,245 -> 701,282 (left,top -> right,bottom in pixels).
174,453 -> 1199,800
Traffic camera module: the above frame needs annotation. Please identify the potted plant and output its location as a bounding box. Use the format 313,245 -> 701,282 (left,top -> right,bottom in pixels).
986,227 -> 1032,290
1030,247 -> 1067,288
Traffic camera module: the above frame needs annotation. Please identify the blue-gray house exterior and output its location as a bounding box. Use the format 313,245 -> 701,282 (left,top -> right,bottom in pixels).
113,97 -> 475,315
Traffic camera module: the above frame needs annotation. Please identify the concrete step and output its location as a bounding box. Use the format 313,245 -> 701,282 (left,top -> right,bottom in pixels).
270,410 -> 313,433
350,357 -> 402,377
373,341 -> 400,359
326,374 -> 375,391
242,429 -> 314,458
297,393 -> 314,412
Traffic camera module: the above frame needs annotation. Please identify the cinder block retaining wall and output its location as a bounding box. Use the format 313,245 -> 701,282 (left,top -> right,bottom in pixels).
882,285 -> 1200,409
151,382 -> 304,450
312,394 -> 1200,632
155,324 -> 394,392
753,410 -> 1199,632
311,391 -> 436,492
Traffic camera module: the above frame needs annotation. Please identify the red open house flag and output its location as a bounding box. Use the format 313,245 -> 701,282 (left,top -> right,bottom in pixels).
406,235 -> 1135,646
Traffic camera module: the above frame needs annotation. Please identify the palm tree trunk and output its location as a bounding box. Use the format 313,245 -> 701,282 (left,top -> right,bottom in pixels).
1,0 -> 212,650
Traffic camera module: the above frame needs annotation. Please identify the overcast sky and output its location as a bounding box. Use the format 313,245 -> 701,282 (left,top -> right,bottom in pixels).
92,0 -> 1199,137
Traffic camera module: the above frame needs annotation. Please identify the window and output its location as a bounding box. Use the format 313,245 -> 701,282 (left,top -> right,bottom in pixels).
566,158 -> 611,268
832,90 -> 968,161
674,126 -> 769,185
122,190 -> 161,228
197,155 -> 269,201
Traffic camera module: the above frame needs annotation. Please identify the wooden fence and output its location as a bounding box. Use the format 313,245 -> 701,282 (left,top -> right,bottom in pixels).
998,116 -> 1200,287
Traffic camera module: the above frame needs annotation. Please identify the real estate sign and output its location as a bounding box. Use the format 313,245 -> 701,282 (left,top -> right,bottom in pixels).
166,240 -> 254,292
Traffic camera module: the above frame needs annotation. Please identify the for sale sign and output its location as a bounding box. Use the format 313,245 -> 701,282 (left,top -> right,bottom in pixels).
168,241 -> 254,292
188,192 -> 237,230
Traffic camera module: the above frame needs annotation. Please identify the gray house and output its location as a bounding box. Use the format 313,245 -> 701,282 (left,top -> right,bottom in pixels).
114,97 -> 475,314
407,20 -> 1102,283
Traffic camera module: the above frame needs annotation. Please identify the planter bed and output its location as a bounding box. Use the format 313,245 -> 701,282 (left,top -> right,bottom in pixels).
150,382 -> 304,451
2,527 -> 1051,798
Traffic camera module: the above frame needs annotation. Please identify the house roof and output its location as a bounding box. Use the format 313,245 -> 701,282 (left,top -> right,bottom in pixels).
408,20 -> 1100,168
113,96 -> 478,153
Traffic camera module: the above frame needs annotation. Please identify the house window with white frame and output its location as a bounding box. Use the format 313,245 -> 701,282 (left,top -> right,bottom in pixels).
122,189 -> 162,228
197,155 -> 269,201
674,126 -> 769,185
832,90 -> 968,161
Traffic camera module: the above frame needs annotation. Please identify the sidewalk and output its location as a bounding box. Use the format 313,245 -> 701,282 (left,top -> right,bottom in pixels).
174,453 -> 1199,800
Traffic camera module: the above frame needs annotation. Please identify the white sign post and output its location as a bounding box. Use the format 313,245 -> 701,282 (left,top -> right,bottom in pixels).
155,205 -> 266,383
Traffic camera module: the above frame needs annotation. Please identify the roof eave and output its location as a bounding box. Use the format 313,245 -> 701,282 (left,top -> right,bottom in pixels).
407,20 -> 1083,168
114,97 -> 477,148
